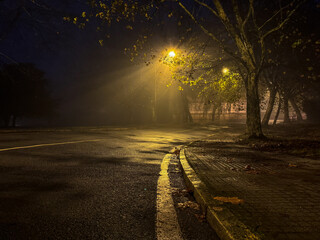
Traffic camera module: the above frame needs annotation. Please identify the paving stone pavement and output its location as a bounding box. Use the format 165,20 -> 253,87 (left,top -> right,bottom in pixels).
186,139 -> 320,240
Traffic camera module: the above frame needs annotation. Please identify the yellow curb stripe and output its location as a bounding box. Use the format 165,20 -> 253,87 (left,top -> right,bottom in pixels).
156,153 -> 183,240
0,139 -> 103,152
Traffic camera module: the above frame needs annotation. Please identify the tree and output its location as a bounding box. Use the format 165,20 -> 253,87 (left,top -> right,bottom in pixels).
260,1 -> 320,125
178,1 -> 308,137
260,69 -> 277,126
162,45 -> 244,122
77,0 -> 307,138
0,63 -> 55,127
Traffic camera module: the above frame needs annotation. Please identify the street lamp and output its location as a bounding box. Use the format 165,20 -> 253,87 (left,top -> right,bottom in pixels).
168,50 -> 176,58
222,67 -> 229,74
152,49 -> 176,122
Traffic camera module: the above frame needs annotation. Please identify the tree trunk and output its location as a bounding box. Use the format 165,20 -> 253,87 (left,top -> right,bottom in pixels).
181,92 -> 193,123
211,104 -> 218,121
216,106 -> 222,121
273,97 -> 281,125
289,98 -> 303,121
227,103 -> 231,113
262,87 -> 277,126
246,74 -> 264,138
168,89 -> 175,122
202,102 -> 210,120
283,95 -> 290,123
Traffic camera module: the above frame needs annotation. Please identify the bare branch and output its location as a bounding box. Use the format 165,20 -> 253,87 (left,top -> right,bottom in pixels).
23,6 -> 32,17
177,1 -> 247,67
262,0 -> 306,40
231,0 -> 243,27
258,1 -> 293,31
177,2 -> 220,43
212,0 -> 236,34
27,0 -> 50,10
0,51 -> 18,64
242,0 -> 253,29
250,1 -> 259,31
194,0 -> 219,17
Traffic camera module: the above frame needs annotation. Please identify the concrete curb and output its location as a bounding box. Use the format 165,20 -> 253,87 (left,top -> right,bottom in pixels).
179,148 -> 261,240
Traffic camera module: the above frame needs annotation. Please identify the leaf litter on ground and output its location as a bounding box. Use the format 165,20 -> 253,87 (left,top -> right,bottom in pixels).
177,201 -> 200,210
212,207 -> 223,211
213,196 -> 244,205
194,213 -> 206,222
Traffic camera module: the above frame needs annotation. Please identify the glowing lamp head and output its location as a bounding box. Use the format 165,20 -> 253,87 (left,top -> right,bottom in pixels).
222,67 -> 229,74
168,51 -> 176,58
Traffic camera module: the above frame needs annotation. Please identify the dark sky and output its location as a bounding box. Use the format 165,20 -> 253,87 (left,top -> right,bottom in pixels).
2,0 -> 318,126
0,0 -> 149,125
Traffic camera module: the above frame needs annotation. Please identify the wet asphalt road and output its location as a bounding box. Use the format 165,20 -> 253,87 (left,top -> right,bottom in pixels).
0,126 -> 219,240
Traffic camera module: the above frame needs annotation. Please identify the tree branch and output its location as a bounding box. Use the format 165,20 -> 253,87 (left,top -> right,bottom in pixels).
177,1 -> 247,68
262,0 -> 306,40
231,0 -> 243,27
211,0 -> 257,68
242,0 -> 253,29
194,0 -> 219,17
0,51 -> 18,64
258,1 -> 294,31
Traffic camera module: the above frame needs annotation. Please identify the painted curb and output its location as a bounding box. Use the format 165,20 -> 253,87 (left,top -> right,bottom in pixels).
179,148 -> 261,240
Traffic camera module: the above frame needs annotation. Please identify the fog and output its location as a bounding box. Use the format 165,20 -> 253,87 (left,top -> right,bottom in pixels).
1,0 -> 319,128
57,57 -> 185,126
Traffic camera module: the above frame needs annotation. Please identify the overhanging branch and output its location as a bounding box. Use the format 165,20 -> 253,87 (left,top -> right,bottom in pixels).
259,1 -> 293,31
262,0 -> 306,40
177,1 -> 247,68
0,51 -> 18,64
194,0 -> 218,17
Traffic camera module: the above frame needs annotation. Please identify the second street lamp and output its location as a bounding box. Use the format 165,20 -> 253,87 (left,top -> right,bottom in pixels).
222,67 -> 229,74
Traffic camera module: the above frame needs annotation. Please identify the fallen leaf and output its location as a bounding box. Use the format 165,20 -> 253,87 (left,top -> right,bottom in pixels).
245,169 -> 261,174
177,203 -> 184,208
288,163 -> 298,168
182,189 -> 193,194
171,188 -> 180,194
177,201 -> 200,210
212,207 -> 223,211
213,196 -> 244,205
195,213 -> 206,222
181,189 -> 192,196
244,164 -> 252,170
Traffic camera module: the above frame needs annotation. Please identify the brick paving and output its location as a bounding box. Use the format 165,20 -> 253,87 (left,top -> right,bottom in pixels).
186,139 -> 320,240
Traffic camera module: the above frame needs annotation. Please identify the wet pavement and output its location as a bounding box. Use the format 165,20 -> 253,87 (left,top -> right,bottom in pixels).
0,126 -> 216,240
184,128 -> 320,240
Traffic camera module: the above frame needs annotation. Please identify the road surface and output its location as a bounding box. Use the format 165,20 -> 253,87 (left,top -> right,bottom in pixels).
0,126 -> 219,240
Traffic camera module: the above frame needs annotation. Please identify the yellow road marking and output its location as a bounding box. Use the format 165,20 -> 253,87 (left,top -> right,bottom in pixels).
156,153 -> 183,240
0,139 -> 103,152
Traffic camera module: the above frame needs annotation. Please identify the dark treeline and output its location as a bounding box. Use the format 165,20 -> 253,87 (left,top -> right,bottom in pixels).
0,63 -> 55,127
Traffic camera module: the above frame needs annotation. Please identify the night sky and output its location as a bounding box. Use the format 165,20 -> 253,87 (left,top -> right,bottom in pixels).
1,0 -> 319,126
0,0 -> 149,125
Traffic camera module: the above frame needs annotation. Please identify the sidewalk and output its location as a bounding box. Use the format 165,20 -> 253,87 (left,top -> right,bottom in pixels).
180,127 -> 320,240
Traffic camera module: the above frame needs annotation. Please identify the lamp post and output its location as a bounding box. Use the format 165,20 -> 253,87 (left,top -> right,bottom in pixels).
152,66 -> 157,122
152,50 -> 176,123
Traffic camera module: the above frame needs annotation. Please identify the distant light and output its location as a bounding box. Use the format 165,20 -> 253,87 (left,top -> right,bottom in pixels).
168,51 -> 176,57
222,67 -> 229,74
